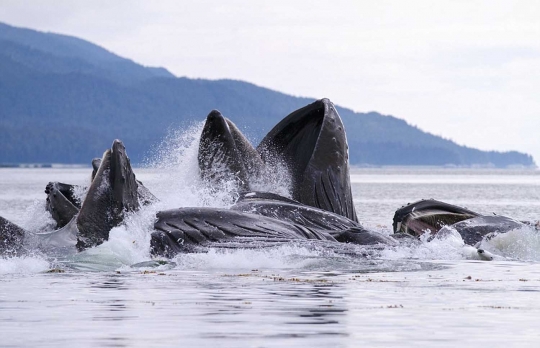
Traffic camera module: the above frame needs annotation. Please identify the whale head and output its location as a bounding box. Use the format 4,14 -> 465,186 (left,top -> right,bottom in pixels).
198,110 -> 263,191
76,139 -> 140,250
257,99 -> 358,222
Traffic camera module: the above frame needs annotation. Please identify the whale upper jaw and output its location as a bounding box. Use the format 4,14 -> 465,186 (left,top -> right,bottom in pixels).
198,110 -> 248,189
198,110 -> 264,191
110,139 -> 140,215
76,139 -> 140,251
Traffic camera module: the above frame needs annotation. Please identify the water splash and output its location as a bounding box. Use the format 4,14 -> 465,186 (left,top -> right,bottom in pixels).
21,200 -> 56,234
479,225 -> 540,261
146,122 -> 240,209
5,123 -> 540,273
248,159 -> 293,198
173,244 -> 322,270
0,255 -> 49,274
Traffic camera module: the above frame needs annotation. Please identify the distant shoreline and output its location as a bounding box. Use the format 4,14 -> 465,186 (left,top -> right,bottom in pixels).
0,163 -> 90,169
1,163 -> 537,170
351,164 -> 538,170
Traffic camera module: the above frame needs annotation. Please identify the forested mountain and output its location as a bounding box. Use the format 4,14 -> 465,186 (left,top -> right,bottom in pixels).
0,22 -> 534,167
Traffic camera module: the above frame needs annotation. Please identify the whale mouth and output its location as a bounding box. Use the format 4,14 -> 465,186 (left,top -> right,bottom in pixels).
256,99 -> 357,222
393,199 -> 481,235
45,182 -> 81,228
198,110 -> 244,187
257,100 -> 325,176
198,110 -> 265,192
76,140 -> 140,250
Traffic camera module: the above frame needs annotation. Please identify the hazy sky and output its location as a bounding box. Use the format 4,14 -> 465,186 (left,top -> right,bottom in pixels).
1,0 -> 539,162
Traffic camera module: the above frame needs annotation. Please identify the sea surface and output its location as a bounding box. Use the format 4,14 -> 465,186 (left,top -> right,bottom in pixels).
1,164 -> 540,347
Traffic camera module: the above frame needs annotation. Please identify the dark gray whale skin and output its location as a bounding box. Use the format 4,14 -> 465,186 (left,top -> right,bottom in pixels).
230,192 -> 396,246
45,182 -> 81,228
198,110 -> 264,191
76,139 -> 141,250
149,192 -> 397,258
393,199 -> 480,237
0,139 -> 158,256
150,207 -> 337,257
0,216 -> 26,256
231,191 -> 360,231
437,215 -> 526,245
257,98 -> 358,222
394,199 -> 528,245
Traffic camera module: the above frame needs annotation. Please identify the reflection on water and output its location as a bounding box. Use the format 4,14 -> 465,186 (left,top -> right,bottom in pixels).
2,262 -> 540,347
90,274 -> 128,290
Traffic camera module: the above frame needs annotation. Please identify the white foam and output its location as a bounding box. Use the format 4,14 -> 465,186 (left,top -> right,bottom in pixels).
145,122 -> 240,209
0,255 -> 49,274
173,244 -> 330,270
478,225 -> 540,261
248,159 -> 292,198
380,229 -> 502,261
21,200 -> 56,233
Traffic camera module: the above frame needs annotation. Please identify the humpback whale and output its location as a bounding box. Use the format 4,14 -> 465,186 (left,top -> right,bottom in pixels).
150,207 -> 337,257
0,216 -> 26,256
393,199 -> 528,245
0,139 -> 148,255
1,99 -> 396,259
75,139 -> 141,250
149,99 -> 384,257
393,199 -> 480,237
150,191 -> 396,257
199,99 -> 358,221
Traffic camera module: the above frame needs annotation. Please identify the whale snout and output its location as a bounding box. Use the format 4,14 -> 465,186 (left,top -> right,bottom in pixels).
207,110 -> 223,121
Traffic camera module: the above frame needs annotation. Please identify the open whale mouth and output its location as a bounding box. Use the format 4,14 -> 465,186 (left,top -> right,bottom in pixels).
257,99 -> 326,174
45,182 -> 82,228
256,99 -> 357,222
393,199 -> 481,236
198,110 -> 265,191
198,110 -> 245,187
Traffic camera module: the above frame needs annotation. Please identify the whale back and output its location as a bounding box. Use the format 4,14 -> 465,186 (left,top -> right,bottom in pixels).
438,215 -> 525,245
150,207 -> 336,257
231,191 -> 360,231
257,99 -> 358,222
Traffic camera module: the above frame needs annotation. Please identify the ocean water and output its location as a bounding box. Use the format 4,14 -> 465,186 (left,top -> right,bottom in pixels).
1,146 -> 540,346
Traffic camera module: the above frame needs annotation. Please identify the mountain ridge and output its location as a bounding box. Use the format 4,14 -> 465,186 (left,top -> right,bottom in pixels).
0,22 -> 534,167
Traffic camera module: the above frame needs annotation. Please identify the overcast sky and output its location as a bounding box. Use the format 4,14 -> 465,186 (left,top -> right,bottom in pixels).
1,0 -> 539,162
